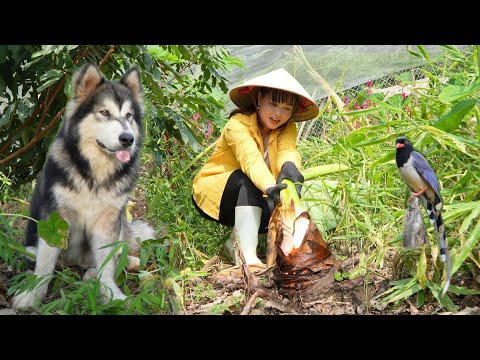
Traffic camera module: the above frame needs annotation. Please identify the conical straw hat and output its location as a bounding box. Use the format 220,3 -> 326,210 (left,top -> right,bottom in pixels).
229,68 -> 319,122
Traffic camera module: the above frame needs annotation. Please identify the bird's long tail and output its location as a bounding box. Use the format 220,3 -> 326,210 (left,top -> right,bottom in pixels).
436,212 -> 451,296
427,203 -> 451,295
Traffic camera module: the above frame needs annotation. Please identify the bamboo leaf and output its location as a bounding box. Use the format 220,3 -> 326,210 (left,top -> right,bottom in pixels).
432,99 -> 477,132
98,241 -> 125,275
367,95 -> 404,113
417,289 -> 425,307
416,45 -> 430,61
369,151 -> 395,168
338,107 -> 383,117
426,280 -> 458,312
438,81 -> 480,103
384,282 -> 422,303
417,245 -> 427,288
420,125 -> 480,156
476,45 -> 480,74
115,243 -> 129,279
459,203 -> 480,234
443,202 -> 480,224
406,49 -> 423,58
380,277 -> 418,302
451,218 -> 480,276
446,284 -> 480,295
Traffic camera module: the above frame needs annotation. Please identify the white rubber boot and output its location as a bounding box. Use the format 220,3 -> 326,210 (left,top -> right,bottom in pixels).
224,230 -> 236,263
234,206 -> 264,266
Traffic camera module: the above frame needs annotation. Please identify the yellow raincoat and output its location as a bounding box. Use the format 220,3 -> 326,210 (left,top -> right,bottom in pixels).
192,112 -> 301,220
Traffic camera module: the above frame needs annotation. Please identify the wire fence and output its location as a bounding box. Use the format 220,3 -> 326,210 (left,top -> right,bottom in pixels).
297,66 -> 430,140
224,45 -> 469,141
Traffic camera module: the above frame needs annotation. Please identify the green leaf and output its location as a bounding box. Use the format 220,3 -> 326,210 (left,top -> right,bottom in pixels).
416,45 -> 430,61
446,284 -> 480,295
0,103 -> 15,128
0,45 -> 8,64
37,77 -> 62,93
379,277 -> 419,303
417,289 -> 425,307
17,99 -> 34,124
395,71 -> 413,85
384,282 -> 422,303
368,95 -> 404,112
459,203 -> 480,234
432,99 -> 477,132
143,72 -> 164,103
98,241 -> 125,274
476,45 -> 480,74
406,49 -> 422,58
386,94 -> 405,109
37,212 -> 69,249
39,69 -> 63,83
334,271 -> 344,281
451,218 -> 480,276
338,107 -> 382,117
426,280 -> 458,312
417,245 -> 427,288
115,243 -> 129,279
438,81 -> 480,103
369,151 -> 395,168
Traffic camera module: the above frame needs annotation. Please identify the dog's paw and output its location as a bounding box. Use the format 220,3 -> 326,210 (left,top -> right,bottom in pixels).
126,255 -> 140,271
83,268 -> 97,281
12,291 -> 39,310
100,283 -> 127,304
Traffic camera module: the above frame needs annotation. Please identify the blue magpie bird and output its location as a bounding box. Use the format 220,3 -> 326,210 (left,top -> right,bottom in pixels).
395,136 -> 451,295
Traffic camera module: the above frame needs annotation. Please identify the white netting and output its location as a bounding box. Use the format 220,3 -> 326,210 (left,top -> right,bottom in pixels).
223,45 -> 469,139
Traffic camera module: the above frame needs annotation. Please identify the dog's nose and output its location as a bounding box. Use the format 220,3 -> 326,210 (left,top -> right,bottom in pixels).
119,133 -> 134,147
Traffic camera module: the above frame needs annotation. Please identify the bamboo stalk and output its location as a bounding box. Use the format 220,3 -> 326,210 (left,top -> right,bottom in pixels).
301,163 -> 349,181
167,139 -> 218,187
294,45 -> 345,110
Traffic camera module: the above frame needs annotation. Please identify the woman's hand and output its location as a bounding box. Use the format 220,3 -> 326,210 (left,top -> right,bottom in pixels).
266,183 -> 287,206
277,161 -> 304,198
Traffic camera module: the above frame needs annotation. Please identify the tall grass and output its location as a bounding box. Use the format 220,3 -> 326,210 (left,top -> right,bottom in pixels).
297,45 -> 480,311
2,45 -> 479,313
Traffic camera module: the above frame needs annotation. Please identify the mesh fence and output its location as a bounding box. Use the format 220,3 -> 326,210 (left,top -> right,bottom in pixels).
297,66 -> 431,140
223,45 -> 469,140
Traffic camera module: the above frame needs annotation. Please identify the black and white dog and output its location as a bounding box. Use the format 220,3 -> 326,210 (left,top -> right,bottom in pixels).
13,63 -> 154,309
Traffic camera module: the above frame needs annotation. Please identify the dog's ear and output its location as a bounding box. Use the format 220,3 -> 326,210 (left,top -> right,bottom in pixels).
73,63 -> 104,102
120,67 -> 143,105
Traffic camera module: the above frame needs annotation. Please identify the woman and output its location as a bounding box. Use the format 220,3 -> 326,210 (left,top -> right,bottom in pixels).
192,68 -> 319,269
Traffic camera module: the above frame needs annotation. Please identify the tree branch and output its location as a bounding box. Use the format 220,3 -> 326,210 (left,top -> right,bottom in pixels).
0,108 -> 65,166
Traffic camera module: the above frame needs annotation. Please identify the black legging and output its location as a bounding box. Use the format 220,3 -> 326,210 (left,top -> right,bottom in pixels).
192,169 -> 274,234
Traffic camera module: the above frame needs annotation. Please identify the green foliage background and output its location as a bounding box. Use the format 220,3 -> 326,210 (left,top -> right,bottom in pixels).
0,45 -> 241,185
1,45 -> 480,314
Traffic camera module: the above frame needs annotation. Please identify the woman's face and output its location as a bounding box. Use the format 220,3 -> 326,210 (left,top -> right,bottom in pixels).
257,91 -> 294,133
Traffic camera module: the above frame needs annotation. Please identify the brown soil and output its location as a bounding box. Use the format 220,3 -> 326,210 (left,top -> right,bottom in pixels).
2,249 -> 480,315
178,248 -> 480,315
2,190 -> 479,316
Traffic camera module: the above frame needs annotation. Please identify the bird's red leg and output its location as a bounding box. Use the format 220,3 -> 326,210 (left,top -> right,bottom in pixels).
407,188 -> 427,204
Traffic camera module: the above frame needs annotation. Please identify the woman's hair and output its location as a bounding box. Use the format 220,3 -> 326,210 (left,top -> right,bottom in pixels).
229,87 -> 299,119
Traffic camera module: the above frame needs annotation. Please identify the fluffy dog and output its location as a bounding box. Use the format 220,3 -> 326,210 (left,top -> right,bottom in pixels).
12,63 -> 154,309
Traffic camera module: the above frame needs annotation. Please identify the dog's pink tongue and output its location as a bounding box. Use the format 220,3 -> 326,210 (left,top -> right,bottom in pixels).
116,150 -> 131,163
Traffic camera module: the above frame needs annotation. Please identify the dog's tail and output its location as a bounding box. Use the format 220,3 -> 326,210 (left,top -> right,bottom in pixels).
124,220 -> 155,254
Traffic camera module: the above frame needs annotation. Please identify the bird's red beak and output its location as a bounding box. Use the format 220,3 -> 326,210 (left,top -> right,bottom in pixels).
396,143 -> 404,149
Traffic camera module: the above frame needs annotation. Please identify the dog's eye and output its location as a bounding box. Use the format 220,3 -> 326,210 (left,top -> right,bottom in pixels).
100,110 -> 110,117
125,112 -> 132,119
